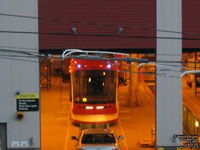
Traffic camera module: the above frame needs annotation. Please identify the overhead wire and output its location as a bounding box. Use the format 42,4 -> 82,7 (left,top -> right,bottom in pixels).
0,45 -> 39,52
1,13 -> 200,36
0,13 -> 200,77
1,30 -> 200,40
0,56 -> 39,63
0,48 -> 200,78
0,47 -> 200,65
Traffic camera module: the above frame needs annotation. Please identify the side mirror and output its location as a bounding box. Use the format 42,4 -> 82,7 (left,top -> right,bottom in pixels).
118,136 -> 124,139
71,136 -> 78,140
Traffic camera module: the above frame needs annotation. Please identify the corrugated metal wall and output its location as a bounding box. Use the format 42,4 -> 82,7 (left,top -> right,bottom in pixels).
39,0 -> 200,50
39,0 -> 156,50
183,0 -> 200,49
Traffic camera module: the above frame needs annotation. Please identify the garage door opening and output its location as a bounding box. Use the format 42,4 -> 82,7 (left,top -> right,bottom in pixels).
40,52 -> 155,150
0,124 -> 7,150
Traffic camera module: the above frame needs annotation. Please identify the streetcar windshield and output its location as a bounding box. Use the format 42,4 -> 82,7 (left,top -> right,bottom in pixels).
72,70 -> 117,104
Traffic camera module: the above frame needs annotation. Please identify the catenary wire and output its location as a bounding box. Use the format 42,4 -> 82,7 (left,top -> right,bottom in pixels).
1,30 -> 200,40
0,49 -> 200,78
1,48 -> 200,66
0,56 -> 39,63
0,13 -> 200,36
0,45 -> 39,52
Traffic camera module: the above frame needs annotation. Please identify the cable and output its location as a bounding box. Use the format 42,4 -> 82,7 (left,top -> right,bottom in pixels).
1,30 -> 200,40
0,13 -> 200,36
0,51 -> 199,78
0,48 -> 47,59
1,48 -> 200,67
0,56 -> 39,63
0,48 -> 39,55
0,45 -> 39,52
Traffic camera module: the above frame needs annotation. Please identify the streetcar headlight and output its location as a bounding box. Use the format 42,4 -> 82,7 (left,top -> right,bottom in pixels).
96,106 -> 104,109
86,106 -> 93,109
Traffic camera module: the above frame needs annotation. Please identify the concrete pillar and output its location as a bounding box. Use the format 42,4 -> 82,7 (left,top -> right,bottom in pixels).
129,54 -> 138,107
0,0 -> 40,149
156,0 -> 182,149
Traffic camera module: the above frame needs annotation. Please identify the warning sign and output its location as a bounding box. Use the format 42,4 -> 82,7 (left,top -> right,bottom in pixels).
16,93 -> 39,111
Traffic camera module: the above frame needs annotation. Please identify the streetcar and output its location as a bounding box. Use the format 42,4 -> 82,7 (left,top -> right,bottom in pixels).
69,58 -> 119,124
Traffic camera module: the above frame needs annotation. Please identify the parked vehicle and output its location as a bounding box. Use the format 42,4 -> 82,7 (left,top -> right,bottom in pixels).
72,129 -> 124,150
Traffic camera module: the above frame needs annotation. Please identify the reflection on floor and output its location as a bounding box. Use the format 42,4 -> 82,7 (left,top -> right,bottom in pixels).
41,77 -> 79,150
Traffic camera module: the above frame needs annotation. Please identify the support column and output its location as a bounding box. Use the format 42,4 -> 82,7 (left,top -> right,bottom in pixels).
156,0 -> 182,149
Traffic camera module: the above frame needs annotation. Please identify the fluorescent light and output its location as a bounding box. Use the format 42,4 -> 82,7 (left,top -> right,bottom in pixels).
195,121 -> 199,127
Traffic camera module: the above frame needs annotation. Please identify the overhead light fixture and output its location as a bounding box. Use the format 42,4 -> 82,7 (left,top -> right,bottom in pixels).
195,121 -> 199,127
117,27 -> 123,35
72,27 -> 78,34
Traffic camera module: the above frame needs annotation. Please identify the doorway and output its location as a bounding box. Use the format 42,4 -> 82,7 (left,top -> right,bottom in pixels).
0,124 -> 6,150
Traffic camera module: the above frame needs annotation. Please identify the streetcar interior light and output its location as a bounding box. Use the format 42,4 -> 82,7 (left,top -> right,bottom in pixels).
82,98 -> 87,102
86,106 -> 93,109
106,64 -> 111,69
84,65 -> 87,67
88,77 -> 91,83
77,64 -> 81,68
195,121 -> 199,127
96,106 -> 104,109
100,65 -> 103,67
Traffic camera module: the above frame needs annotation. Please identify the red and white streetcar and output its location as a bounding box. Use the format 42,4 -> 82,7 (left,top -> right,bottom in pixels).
69,58 -> 119,124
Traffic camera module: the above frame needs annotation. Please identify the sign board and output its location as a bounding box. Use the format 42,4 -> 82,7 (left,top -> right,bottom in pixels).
16,93 -> 39,111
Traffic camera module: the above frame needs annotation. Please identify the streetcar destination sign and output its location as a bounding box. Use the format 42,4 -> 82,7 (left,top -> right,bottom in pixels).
16,93 -> 39,111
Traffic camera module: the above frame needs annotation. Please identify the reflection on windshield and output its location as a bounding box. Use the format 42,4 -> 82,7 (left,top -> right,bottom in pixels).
72,70 -> 117,104
82,134 -> 116,144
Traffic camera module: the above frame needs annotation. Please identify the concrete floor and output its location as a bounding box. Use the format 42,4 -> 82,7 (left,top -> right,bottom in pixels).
41,77 -> 155,150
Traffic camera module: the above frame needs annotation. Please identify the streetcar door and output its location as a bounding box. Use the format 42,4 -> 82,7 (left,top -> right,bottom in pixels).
0,124 -> 7,150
